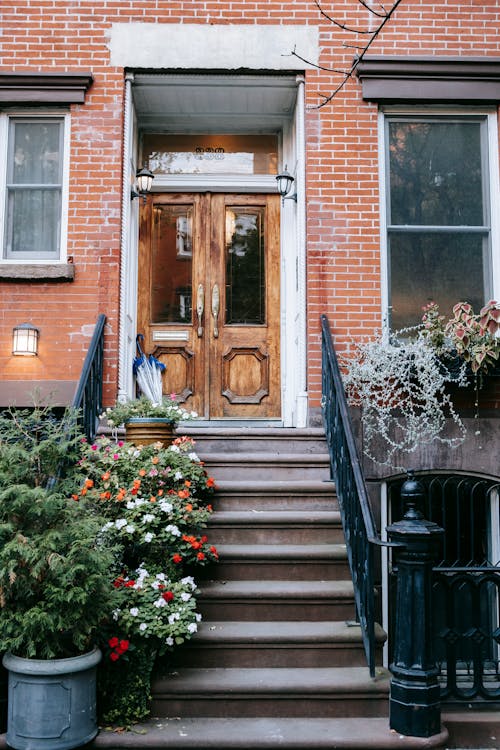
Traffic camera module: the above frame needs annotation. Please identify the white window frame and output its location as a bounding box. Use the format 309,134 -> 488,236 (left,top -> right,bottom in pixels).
378,106 -> 500,327
0,110 -> 70,264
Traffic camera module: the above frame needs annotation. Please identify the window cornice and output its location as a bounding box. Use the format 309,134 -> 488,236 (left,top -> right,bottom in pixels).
0,72 -> 93,104
357,57 -> 500,103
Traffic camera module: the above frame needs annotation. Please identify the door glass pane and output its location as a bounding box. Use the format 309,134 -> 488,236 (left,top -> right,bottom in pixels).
225,207 -> 265,325
151,205 -> 193,324
388,121 -> 484,226
389,232 -> 487,330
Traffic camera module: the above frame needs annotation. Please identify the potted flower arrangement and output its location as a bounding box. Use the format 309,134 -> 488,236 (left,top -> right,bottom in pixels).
104,394 -> 197,447
76,434 -> 218,725
0,405 -> 118,750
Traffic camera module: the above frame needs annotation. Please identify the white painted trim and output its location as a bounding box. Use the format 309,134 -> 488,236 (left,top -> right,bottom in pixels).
377,110 -> 389,333
0,116 -> 8,261
120,74 -> 306,426
487,112 -> 500,301
109,23 -> 319,71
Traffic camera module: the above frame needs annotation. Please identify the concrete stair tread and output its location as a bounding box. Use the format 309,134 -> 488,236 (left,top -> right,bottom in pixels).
199,579 -> 354,599
91,717 -> 449,748
193,620 -> 386,644
215,479 -> 335,493
217,543 -> 347,559
155,667 -> 390,694
203,452 -> 331,463
185,427 -> 327,438
211,510 -> 341,524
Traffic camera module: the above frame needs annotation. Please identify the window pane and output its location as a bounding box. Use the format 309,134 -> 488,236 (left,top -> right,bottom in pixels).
143,134 -> 278,176
151,205 -> 193,324
225,207 -> 265,325
389,233 -> 487,330
10,120 -> 63,185
389,121 -> 484,226
5,188 -> 61,258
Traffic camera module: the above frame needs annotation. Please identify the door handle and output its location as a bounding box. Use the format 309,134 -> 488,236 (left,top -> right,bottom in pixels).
211,283 -> 220,339
196,283 -> 204,337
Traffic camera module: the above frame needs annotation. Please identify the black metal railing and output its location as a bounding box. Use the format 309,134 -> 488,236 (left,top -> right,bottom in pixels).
389,475 -> 500,703
72,314 -> 106,442
321,314 -> 379,677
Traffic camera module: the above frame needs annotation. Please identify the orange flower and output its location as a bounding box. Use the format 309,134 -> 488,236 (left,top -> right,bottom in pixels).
84,478 -> 94,489
138,469 -> 146,477
206,477 -> 215,488
101,471 -> 110,481
100,491 -> 111,500
150,496 -> 157,503
197,551 -> 205,561
184,480 -> 191,487
71,494 -> 79,501
185,503 -> 193,512
158,489 -> 164,496
116,488 -> 126,501
172,553 -> 182,564
152,456 -> 159,465
210,545 -> 219,559
178,489 -> 190,499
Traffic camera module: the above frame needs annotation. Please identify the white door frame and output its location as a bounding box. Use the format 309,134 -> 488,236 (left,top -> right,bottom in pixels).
118,74 -> 307,427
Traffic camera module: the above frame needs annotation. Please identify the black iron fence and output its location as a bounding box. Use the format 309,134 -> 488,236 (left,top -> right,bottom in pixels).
72,314 -> 106,442
389,476 -> 500,703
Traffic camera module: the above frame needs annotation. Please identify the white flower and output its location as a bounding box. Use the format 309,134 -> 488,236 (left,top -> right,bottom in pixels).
190,411 -> 198,418
180,592 -> 192,602
159,501 -> 173,513
187,623 -> 198,634
142,513 -> 155,523
154,598 -> 167,608
165,524 -> 180,536
188,452 -> 199,462
130,607 -> 139,617
168,612 -> 180,624
165,636 -> 174,646
125,524 -> 135,533
112,609 -> 120,621
102,521 -> 114,530
115,518 -> 127,529
170,445 -> 180,454
181,576 -> 196,590
144,532 -> 154,543
195,613 -> 202,622
174,470 -> 183,479
126,501 -> 136,509
139,623 -> 148,632
156,573 -> 166,581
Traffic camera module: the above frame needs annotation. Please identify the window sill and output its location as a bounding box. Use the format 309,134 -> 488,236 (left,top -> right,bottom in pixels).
0,263 -> 75,281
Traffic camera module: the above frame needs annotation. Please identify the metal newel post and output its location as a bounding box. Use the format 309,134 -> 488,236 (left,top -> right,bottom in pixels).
386,474 -> 444,738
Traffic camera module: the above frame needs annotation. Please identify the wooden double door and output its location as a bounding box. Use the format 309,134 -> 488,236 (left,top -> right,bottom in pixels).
137,193 -> 281,419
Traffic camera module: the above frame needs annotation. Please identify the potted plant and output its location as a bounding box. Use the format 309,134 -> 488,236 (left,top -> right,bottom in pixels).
103,394 -> 197,446
0,405 -> 118,750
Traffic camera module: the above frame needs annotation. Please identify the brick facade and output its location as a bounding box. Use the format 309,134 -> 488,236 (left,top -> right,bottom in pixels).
1,0 -> 499,413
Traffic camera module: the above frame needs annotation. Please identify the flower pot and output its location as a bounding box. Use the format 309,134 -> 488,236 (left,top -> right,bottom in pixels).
125,417 -> 176,447
3,648 -> 101,750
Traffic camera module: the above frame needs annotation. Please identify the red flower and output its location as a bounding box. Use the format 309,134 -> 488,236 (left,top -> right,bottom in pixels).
197,551 -> 205,561
206,477 -> 215,488
110,652 -> 120,662
172,553 -> 182,564
116,640 -> 130,654
162,591 -> 174,602
108,637 -> 119,649
124,580 -> 136,588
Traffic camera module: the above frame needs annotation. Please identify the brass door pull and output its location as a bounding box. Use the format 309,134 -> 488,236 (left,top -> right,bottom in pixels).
211,283 -> 220,339
196,283 -> 204,337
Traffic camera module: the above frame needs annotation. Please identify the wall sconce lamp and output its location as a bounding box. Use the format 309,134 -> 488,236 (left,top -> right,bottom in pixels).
276,166 -> 297,204
131,165 -> 155,202
12,323 -> 39,356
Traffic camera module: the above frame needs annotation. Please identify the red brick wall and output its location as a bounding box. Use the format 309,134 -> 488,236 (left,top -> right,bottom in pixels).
0,0 -> 499,410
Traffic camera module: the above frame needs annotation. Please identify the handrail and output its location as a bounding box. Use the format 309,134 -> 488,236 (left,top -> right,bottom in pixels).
72,314 -> 106,442
321,314 -> 378,676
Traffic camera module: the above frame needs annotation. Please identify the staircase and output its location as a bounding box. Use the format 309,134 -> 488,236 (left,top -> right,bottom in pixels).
94,427 -> 449,749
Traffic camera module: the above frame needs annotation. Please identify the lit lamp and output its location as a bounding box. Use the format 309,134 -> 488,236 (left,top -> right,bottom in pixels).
131,165 -> 155,202
12,323 -> 39,356
276,166 -> 297,204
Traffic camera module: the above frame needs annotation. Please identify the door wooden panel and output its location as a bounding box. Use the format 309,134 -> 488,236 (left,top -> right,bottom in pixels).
137,193 -> 280,419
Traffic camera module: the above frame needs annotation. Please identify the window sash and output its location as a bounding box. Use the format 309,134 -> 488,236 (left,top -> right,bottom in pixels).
2,116 -> 66,261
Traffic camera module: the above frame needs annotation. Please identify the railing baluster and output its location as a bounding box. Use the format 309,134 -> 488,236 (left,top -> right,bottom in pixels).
72,314 -> 106,442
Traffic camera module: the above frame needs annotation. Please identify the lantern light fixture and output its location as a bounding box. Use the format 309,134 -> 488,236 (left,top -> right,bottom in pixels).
131,165 -> 155,202
12,323 -> 39,356
276,166 -> 297,204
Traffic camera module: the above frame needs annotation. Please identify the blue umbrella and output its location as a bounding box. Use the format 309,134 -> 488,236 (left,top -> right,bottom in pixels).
133,334 -> 166,406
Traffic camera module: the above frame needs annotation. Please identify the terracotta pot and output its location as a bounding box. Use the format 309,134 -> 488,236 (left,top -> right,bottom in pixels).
125,418 -> 176,446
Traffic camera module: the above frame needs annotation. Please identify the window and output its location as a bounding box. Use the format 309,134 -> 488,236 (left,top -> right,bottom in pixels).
1,114 -> 69,262
383,113 -> 496,330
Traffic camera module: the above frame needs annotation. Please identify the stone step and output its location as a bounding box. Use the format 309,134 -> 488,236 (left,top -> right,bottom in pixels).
169,620 -> 385,668
202,453 -> 331,482
184,427 -> 329,455
151,667 -> 391,718
213,480 -> 337,511
214,543 -> 350,580
208,510 -> 344,544
89,717 -> 449,749
442,709 -> 500,748
197,579 -> 356,621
